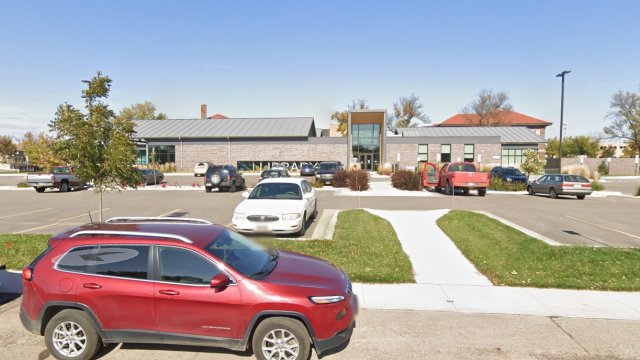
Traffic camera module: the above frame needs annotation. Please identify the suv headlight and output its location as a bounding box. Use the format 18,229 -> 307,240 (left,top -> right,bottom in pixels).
309,295 -> 345,304
233,213 -> 246,220
282,213 -> 301,220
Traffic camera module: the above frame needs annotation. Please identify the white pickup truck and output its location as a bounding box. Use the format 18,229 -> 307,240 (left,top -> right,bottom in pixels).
26,166 -> 87,193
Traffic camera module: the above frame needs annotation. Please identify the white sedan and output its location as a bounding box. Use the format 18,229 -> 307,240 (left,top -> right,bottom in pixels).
233,178 -> 318,236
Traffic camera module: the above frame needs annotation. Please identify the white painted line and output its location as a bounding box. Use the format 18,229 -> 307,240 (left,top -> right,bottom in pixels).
12,223 -> 60,234
0,208 -> 53,219
565,215 -> 640,240
57,208 -> 110,222
158,208 -> 181,217
475,211 -> 562,246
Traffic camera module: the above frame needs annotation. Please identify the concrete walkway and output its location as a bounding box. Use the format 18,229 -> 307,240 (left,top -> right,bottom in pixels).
353,209 -> 640,321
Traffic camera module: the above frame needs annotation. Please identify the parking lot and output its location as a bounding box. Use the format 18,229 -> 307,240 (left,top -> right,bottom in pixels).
1,175 -> 639,247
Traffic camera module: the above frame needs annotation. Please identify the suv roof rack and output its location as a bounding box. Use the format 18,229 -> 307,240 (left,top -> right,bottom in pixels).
69,230 -> 193,243
105,217 -> 212,225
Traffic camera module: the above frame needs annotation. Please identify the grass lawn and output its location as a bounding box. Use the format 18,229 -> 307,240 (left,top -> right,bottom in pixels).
0,210 -> 415,283
0,234 -> 49,270
437,210 -> 640,291
265,209 -> 414,283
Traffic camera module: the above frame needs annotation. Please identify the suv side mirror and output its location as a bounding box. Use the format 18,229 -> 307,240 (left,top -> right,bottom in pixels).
241,191 -> 250,198
210,273 -> 230,288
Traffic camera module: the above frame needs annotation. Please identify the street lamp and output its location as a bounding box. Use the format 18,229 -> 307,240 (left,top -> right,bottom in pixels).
556,70 -> 571,172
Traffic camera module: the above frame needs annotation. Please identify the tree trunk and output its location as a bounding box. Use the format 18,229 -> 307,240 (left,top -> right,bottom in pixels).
99,188 -> 103,222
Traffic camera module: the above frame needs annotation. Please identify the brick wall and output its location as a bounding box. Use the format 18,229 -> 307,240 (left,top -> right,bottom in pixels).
386,143 -> 502,169
547,157 -> 640,176
175,143 -> 348,171
386,143 -> 418,169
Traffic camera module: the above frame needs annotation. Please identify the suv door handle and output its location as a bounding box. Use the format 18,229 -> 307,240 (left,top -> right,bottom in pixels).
159,289 -> 180,296
82,283 -> 102,289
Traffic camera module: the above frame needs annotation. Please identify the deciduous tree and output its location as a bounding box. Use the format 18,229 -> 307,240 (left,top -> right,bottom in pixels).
390,93 -> 428,130
461,89 -> 513,125
118,101 -> 167,121
546,136 -> 599,158
331,99 -> 368,134
520,149 -> 544,179
19,132 -> 65,171
604,90 -> 640,155
599,145 -> 616,158
0,135 -> 17,163
49,72 -> 140,221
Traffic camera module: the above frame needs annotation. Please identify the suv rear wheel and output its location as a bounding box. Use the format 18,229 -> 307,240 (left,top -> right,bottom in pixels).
44,309 -> 100,360
252,317 -> 311,360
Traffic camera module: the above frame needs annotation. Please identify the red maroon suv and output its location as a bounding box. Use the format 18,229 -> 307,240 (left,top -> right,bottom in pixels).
20,217 -> 356,360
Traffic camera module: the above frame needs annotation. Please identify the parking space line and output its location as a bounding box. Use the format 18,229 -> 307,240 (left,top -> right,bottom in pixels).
158,209 -> 181,217
565,215 -> 640,240
12,223 -> 60,234
57,208 -> 110,222
0,208 -> 53,219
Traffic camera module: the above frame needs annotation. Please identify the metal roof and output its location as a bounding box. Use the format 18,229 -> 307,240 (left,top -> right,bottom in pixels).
396,126 -> 546,144
134,118 -> 316,139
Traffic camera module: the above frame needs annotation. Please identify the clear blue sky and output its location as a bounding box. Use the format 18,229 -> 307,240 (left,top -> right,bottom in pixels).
1,0 -> 639,139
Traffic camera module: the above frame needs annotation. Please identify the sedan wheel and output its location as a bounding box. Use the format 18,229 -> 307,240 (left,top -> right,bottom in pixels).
297,212 -> 307,237
549,188 -> 558,199
527,186 -> 534,195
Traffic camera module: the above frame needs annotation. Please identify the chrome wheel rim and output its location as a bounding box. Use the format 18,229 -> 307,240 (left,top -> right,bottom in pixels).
262,328 -> 299,360
52,321 -> 87,357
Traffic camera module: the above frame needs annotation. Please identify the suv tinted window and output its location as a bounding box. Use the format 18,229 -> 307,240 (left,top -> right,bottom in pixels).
57,246 -> 100,273
158,247 -> 221,285
91,245 -> 149,280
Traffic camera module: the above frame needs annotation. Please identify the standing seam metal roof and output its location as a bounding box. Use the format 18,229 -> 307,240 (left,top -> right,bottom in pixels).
134,118 -> 315,138
396,126 -> 546,143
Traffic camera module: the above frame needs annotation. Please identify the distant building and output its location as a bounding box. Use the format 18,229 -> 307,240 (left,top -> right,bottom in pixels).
599,138 -> 630,158
435,110 -> 552,139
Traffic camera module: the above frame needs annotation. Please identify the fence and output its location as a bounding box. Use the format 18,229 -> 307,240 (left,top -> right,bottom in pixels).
546,158 -> 640,176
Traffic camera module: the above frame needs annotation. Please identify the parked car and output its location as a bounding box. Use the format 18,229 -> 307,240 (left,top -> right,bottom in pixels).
258,169 -> 290,182
422,162 -> 490,196
315,162 -> 342,185
490,166 -> 528,183
300,163 -> 316,176
138,168 -> 164,185
233,178 -> 318,236
20,216 -> 356,360
193,162 -> 210,177
26,166 -> 87,193
204,164 -> 245,193
527,174 -> 592,199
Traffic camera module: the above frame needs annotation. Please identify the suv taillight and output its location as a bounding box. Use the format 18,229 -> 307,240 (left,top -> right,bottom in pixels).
22,266 -> 33,281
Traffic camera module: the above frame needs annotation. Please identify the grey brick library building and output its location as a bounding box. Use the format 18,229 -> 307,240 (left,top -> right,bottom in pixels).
133,109 -> 547,172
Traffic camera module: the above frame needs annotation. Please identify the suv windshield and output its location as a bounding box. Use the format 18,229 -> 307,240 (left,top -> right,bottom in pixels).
318,163 -> 338,171
261,170 -> 282,179
205,229 -> 275,278
249,183 -> 302,200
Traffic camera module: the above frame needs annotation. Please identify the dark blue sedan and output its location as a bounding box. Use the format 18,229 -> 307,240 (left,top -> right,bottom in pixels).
300,163 -> 316,176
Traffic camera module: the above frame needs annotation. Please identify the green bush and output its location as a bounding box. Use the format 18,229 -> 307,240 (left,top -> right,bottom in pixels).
591,180 -> 605,191
347,169 -> 370,191
16,182 -> 29,188
332,169 -> 349,188
391,170 -> 422,191
489,176 -> 527,191
597,161 -> 609,176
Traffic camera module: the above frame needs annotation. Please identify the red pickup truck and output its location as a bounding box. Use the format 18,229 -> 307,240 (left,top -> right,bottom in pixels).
422,162 -> 489,196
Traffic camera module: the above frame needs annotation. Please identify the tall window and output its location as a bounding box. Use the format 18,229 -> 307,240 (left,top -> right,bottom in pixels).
441,144 -> 451,162
148,145 -> 175,164
501,147 -> 536,166
464,144 -> 474,162
418,145 -> 428,162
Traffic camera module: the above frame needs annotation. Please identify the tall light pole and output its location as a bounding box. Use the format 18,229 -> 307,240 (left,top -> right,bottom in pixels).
556,70 -> 571,172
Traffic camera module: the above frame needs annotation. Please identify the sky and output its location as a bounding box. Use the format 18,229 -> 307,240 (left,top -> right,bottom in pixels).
1,0 -> 639,139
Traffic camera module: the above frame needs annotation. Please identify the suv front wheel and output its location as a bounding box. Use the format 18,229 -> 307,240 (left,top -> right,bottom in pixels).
252,317 -> 311,360
44,309 -> 100,360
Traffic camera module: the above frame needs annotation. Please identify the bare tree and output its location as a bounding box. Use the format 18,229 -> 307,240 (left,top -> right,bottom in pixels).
331,99 -> 369,134
604,90 -> 640,157
389,93 -> 429,130
461,89 -> 513,126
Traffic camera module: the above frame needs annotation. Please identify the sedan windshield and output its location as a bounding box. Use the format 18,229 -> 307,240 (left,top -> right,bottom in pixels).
206,229 -> 275,278
249,183 -> 302,200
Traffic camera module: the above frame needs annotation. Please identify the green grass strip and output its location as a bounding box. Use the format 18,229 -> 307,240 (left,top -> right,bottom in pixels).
267,209 -> 415,283
437,210 -> 640,291
0,234 -> 49,270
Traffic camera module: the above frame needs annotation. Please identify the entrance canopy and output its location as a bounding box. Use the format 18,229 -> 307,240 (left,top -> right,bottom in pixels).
347,110 -> 386,170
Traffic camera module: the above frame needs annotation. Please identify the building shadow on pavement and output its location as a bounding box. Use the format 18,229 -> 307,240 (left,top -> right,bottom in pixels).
0,268 -> 22,306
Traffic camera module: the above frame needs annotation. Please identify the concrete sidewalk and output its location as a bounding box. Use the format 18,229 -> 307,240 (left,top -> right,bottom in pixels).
355,209 -> 640,321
